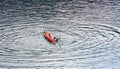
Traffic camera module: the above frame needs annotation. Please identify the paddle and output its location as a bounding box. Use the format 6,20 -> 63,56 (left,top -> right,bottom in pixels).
58,41 -> 61,48
57,37 -> 61,48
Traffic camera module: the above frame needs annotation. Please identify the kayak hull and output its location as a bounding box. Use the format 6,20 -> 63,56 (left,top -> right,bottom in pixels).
43,31 -> 55,43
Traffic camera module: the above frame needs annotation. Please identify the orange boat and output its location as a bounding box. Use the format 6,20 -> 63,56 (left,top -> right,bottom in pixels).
43,31 -> 55,43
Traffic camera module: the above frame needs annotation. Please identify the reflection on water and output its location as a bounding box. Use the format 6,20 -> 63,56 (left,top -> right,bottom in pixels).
0,0 -> 120,69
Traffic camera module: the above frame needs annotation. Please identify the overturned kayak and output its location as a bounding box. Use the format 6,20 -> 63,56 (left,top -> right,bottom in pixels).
43,31 -> 55,43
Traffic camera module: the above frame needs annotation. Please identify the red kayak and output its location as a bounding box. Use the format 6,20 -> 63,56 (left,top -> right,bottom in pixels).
43,31 -> 55,43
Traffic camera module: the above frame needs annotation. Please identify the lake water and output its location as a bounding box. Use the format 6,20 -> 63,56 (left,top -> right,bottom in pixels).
0,0 -> 120,69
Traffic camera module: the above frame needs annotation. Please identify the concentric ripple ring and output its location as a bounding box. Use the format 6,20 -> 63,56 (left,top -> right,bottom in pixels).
0,23 -> 120,68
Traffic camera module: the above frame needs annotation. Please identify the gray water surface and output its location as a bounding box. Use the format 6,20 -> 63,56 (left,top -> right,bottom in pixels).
0,0 -> 120,69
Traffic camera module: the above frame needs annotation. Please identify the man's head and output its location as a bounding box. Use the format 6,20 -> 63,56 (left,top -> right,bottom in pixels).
56,37 -> 60,42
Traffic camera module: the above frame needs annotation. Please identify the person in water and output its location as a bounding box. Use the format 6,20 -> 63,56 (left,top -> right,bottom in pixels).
53,37 -> 60,42
50,33 -> 60,42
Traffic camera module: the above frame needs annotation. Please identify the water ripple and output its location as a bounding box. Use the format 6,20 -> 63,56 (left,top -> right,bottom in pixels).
0,23 -> 120,68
